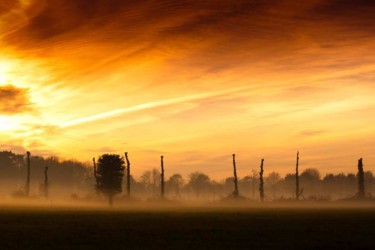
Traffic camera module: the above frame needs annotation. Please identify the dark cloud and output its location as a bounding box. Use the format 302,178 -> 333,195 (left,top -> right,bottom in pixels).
2,0 -> 374,75
0,85 -> 32,114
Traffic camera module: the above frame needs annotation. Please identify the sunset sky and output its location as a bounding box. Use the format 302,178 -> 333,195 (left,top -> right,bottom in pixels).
0,0 -> 374,179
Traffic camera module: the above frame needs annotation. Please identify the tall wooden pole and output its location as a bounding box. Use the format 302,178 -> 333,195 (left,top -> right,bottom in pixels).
295,151 -> 300,201
26,151 -> 31,196
125,152 -> 131,197
44,166 -> 49,199
358,158 -> 365,199
161,155 -> 165,199
92,157 -> 97,178
259,159 -> 265,202
232,154 -> 239,198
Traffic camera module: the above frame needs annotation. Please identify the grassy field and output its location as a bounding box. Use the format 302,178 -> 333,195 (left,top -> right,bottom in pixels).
0,204 -> 374,249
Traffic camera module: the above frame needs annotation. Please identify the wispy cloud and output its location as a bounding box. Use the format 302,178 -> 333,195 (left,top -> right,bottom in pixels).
60,85 -> 252,128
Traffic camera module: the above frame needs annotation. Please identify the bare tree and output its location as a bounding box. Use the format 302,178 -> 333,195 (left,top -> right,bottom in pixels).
251,169 -> 259,199
167,174 -> 184,197
265,172 -> 281,199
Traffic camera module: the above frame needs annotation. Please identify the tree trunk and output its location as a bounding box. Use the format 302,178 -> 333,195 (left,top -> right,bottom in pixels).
125,152 -> 131,197
232,154 -> 239,198
295,151 -> 300,201
44,166 -> 49,199
108,194 -> 114,206
358,158 -> 365,199
26,151 -> 31,196
259,159 -> 264,202
161,156 -> 165,199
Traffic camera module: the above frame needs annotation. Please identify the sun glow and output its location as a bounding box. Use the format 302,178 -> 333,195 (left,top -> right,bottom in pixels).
0,61 -> 10,85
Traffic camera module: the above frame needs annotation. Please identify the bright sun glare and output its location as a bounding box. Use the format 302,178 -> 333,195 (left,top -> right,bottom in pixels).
0,62 -> 9,85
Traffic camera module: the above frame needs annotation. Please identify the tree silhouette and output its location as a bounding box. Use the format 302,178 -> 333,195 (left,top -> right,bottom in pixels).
265,172 -> 280,199
187,172 -> 211,198
95,154 -> 125,206
167,174 -> 184,197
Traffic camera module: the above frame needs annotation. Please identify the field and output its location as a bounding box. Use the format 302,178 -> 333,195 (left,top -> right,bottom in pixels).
0,204 -> 374,249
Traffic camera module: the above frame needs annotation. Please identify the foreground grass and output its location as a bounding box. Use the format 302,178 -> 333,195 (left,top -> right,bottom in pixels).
0,205 -> 374,249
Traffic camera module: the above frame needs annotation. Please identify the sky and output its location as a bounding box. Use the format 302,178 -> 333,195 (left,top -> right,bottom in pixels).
0,0 -> 374,179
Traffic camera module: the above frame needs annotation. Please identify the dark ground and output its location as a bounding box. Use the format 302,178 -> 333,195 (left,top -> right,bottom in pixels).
0,205 -> 374,249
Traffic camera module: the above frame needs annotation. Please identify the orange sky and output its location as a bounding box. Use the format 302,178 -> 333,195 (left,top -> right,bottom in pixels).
0,0 -> 374,179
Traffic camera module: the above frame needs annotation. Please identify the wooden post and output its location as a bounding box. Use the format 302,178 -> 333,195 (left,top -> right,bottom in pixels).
232,154 -> 239,198
295,151 -> 302,200
358,158 -> 365,199
161,156 -> 165,199
92,157 -> 97,178
44,166 -> 49,199
259,159 -> 264,202
125,152 -> 131,197
26,151 -> 31,196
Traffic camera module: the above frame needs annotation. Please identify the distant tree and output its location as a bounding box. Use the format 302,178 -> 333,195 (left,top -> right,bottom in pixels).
300,168 -> 321,197
265,172 -> 281,199
187,172 -> 211,198
140,169 -> 161,197
95,154 -> 125,206
250,169 -> 259,199
167,174 -> 184,197
301,168 -> 321,181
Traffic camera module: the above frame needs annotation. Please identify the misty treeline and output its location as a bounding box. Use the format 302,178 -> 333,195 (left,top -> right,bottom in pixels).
0,151 -> 89,197
0,150 -> 374,201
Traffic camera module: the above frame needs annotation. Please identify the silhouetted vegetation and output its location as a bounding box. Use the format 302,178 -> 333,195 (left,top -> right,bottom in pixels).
94,154 -> 125,205
1,150 -> 374,202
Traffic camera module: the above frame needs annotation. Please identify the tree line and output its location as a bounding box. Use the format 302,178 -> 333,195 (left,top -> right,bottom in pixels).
0,151 -> 373,205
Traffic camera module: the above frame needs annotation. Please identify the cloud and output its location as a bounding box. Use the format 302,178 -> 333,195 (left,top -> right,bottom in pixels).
0,85 -> 32,114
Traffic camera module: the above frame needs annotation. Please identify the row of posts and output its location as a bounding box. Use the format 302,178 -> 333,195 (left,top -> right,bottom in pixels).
23,151 -> 366,201
118,152 -> 367,201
